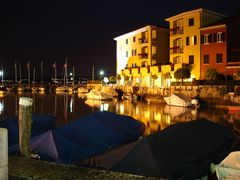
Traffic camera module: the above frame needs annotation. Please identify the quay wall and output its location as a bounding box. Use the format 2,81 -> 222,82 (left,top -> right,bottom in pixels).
114,85 -> 240,105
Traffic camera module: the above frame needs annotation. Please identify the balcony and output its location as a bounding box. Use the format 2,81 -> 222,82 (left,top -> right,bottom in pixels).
138,53 -> 148,59
138,37 -> 148,44
169,46 -> 183,54
170,27 -> 183,36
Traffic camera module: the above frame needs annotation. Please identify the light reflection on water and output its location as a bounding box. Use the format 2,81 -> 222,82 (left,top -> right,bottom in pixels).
0,92 -> 238,135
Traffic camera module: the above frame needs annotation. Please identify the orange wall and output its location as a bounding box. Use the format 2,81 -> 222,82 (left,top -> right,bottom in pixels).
200,27 -> 227,80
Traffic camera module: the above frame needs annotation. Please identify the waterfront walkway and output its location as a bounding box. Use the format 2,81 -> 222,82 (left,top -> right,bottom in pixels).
9,156 -> 157,180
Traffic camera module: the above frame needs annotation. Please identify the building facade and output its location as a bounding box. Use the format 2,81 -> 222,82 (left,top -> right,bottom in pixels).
165,9 -> 225,81
200,14 -> 240,80
114,25 -> 169,87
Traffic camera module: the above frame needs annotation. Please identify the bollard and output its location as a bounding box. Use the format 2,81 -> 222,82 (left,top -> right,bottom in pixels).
0,128 -> 8,180
18,97 -> 33,158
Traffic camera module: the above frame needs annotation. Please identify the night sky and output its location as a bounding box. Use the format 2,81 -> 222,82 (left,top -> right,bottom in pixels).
0,0 -> 240,79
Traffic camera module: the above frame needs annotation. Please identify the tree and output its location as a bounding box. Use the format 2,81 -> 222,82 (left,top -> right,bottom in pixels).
124,75 -> 130,85
116,74 -> 121,85
206,68 -> 218,86
108,76 -> 116,84
174,67 -> 191,85
151,74 -> 158,87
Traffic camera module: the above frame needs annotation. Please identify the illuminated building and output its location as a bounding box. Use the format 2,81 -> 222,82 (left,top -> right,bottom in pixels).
165,8 -> 225,81
114,25 -> 169,87
200,14 -> 240,80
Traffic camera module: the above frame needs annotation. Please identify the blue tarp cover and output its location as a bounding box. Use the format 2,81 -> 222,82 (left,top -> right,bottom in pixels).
31,111 -> 145,164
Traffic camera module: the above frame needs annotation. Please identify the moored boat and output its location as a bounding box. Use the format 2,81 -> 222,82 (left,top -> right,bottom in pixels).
86,89 -> 113,100
164,93 -> 199,108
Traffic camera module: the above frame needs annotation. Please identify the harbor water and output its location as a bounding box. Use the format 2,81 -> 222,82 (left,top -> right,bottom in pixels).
0,91 -> 238,135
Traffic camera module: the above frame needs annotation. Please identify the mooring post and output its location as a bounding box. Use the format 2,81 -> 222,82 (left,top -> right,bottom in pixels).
0,128 -> 8,180
18,97 -> 33,158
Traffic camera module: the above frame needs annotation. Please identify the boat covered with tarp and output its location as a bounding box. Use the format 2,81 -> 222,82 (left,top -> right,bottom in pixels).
3,111 -> 145,164
0,114 -> 56,154
107,118 -> 237,179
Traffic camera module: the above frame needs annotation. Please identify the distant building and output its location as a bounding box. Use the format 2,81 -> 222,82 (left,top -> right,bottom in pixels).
114,25 -> 169,87
200,14 -> 240,80
165,8 -> 225,81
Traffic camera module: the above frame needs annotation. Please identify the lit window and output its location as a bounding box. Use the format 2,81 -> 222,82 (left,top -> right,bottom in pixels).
204,34 -> 210,44
203,54 -> 209,64
190,36 -> 197,45
217,32 -> 224,42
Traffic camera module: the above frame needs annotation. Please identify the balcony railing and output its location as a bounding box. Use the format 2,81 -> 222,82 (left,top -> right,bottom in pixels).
169,46 -> 183,54
138,38 -> 148,44
170,27 -> 183,36
138,53 -> 148,59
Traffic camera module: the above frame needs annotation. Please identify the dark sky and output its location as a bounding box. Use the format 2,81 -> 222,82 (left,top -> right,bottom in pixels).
0,0 -> 240,79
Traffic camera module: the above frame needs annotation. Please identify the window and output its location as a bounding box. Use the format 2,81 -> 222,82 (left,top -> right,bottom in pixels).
132,50 -> 134,56
133,37 -> 136,42
126,51 -> 128,57
186,37 -> 189,46
189,36 -> 197,45
189,55 -> 194,64
203,34 -> 212,44
189,18 -> 194,26
203,54 -> 210,64
216,53 -> 223,63
126,39 -> 128,44
217,32 -> 225,42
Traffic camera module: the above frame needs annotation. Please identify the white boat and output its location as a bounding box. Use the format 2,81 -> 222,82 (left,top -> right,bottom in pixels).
101,86 -> 118,97
164,93 -> 199,108
56,86 -> 69,92
86,89 -> 113,100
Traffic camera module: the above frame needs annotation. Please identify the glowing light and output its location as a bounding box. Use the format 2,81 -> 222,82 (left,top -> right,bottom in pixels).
100,103 -> 109,111
70,98 -> 73,113
99,70 -> 104,76
0,71 -> 3,76
0,102 -> 4,115
103,77 -> 109,83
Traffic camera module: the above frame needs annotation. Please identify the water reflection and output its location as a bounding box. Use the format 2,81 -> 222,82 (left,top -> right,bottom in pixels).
0,92 -> 238,135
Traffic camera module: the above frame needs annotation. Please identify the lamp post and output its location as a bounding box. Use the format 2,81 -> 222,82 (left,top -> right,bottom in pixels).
0,71 -> 3,86
99,70 -> 105,85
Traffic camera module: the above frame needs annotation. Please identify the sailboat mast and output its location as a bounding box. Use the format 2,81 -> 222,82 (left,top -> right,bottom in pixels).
54,62 -> 57,81
19,63 -> 22,83
27,61 -> 30,85
65,56 -> 68,85
41,61 -> 43,84
33,67 -> 36,83
15,61 -> 17,84
92,65 -> 95,83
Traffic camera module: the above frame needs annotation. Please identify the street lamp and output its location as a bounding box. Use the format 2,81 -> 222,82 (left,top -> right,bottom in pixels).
0,70 -> 3,86
99,70 -> 104,76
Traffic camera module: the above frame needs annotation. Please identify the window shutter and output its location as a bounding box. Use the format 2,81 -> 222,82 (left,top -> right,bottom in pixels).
208,34 -> 212,43
222,32 -> 226,42
194,36 -> 197,45
213,33 -> 217,43
201,35 -> 204,44
186,37 -> 189,46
